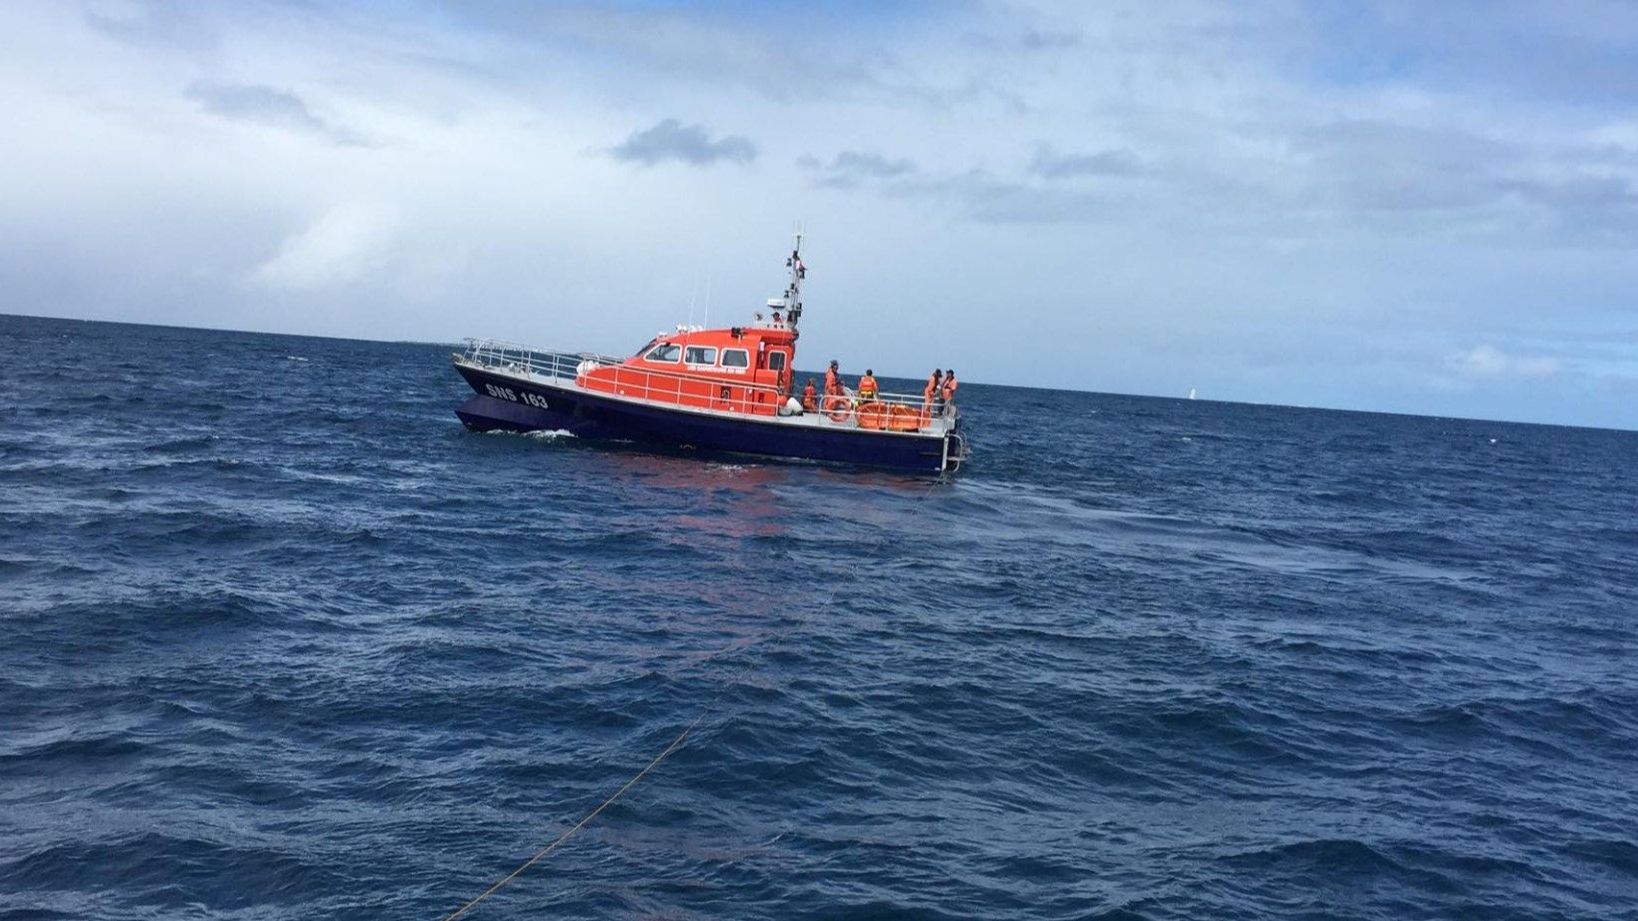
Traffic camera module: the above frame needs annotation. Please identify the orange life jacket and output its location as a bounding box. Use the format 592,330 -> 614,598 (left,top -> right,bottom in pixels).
859,374 -> 879,398
824,369 -> 842,395
802,383 -> 817,411
941,377 -> 957,400
924,375 -> 940,400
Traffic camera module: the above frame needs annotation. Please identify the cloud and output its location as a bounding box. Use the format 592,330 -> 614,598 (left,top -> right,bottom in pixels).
814,151 -> 918,188
1018,28 -> 1081,52
427,5 -> 900,104
1500,173 -> 1638,241
967,27 -> 1082,54
185,81 -> 370,147
806,117 -> 1638,239
1294,119 -> 1514,214
7,1 -> 1638,428
252,204 -> 397,290
85,2 -> 217,53
1029,145 -> 1144,179
1596,373 -> 1638,396
607,119 -> 756,166
810,153 -> 1114,224
1449,345 -> 1563,379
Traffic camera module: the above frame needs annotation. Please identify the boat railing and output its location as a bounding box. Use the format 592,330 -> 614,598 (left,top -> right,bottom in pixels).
458,338 -> 616,383
458,338 -> 958,434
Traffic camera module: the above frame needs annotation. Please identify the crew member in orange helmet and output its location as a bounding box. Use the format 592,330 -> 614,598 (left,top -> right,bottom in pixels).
923,369 -> 943,412
857,368 -> 879,401
824,359 -> 844,396
802,378 -> 818,412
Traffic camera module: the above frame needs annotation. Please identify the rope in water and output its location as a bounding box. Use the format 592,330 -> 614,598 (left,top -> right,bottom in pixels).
437,712 -> 707,921
436,476 -> 945,920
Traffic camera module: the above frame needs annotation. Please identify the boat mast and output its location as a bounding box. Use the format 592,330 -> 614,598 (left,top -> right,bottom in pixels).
783,232 -> 805,330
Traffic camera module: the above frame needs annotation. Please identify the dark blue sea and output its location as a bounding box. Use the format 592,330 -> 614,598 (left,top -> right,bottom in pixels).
3,313 -> 1636,921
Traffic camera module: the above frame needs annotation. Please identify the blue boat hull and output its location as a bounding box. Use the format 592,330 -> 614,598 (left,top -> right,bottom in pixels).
454,364 -> 962,473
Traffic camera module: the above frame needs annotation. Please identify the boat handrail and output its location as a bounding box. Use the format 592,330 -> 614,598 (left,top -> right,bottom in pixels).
458,338 -> 619,382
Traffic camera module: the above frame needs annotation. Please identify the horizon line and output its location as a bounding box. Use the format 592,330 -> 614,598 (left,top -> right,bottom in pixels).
3,310 -> 1632,437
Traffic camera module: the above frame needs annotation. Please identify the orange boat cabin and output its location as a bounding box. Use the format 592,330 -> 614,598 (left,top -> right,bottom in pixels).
577,322 -> 797,417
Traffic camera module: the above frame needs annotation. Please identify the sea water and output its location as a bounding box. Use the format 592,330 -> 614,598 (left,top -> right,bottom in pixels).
2,314 -> 1635,919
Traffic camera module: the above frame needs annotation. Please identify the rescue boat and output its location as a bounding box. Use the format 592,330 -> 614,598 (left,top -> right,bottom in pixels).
451,234 -> 968,473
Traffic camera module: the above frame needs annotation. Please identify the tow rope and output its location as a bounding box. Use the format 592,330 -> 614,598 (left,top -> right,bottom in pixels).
437,476 -> 946,919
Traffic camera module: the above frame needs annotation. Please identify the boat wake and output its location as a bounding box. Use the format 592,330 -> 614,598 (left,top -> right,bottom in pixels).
481,428 -> 577,441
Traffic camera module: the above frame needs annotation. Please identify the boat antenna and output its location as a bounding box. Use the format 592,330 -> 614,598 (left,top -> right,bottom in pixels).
783,231 -> 805,329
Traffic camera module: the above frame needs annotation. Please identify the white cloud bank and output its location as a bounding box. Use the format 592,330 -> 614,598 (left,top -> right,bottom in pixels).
252,204 -> 398,290
1449,345 -> 1563,379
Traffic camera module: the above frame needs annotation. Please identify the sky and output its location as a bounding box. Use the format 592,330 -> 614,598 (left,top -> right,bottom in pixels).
3,1 -> 1637,429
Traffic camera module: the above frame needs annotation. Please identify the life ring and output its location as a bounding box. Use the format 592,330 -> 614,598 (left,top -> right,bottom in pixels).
824,394 -> 852,423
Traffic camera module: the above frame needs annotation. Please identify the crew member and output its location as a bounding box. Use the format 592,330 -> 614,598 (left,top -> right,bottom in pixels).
802,378 -> 818,412
824,359 -> 844,396
858,368 -> 879,401
924,369 -> 943,412
940,369 -> 957,412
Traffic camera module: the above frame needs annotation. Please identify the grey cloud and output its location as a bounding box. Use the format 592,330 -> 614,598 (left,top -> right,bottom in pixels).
967,27 -> 1082,54
1597,373 -> 1638,397
918,171 -> 1106,224
185,81 -> 369,147
818,158 -> 1109,225
438,6 -> 895,103
1298,5 -> 1638,112
608,119 -> 756,167
1501,174 -> 1638,242
86,3 -> 217,53
814,125 -> 1532,230
810,143 -> 1150,223
1296,120 -> 1508,212
1019,29 -> 1081,52
1292,119 -> 1638,244
815,151 -> 918,189
1029,145 -> 1144,179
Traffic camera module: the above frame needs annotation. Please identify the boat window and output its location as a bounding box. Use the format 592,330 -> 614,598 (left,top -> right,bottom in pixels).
644,343 -> 681,362
768,351 -> 787,372
721,348 -> 749,368
684,345 -> 717,365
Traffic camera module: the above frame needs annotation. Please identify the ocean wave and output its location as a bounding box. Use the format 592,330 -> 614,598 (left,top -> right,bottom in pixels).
4,315 -> 1637,920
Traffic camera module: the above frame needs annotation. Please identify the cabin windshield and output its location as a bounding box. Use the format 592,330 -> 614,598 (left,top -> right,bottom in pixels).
645,343 -> 681,362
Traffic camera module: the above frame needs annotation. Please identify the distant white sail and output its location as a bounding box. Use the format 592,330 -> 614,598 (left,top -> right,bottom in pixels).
1188,388 -> 1197,400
